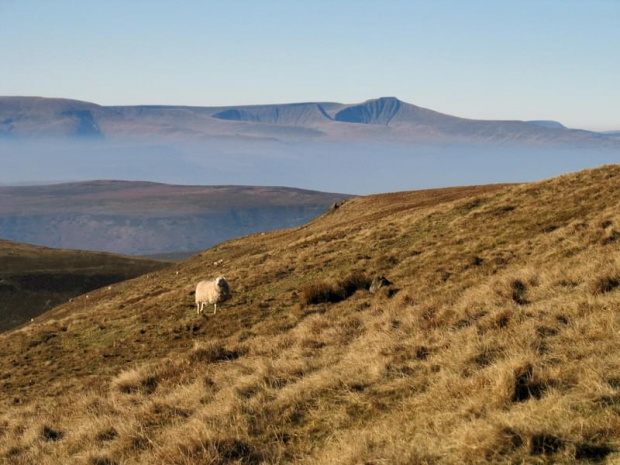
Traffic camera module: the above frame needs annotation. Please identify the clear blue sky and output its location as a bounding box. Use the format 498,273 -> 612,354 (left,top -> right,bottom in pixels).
1,0 -> 618,130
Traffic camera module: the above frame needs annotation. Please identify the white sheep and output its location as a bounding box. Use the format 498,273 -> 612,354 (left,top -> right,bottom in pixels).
195,277 -> 231,315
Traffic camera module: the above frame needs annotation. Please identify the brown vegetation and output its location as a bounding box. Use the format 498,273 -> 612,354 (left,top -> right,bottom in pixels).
299,272 -> 371,306
0,239 -> 169,332
2,167 -> 620,463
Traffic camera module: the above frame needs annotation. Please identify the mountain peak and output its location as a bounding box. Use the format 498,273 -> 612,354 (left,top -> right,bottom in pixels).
371,96 -> 402,103
335,97 -> 403,125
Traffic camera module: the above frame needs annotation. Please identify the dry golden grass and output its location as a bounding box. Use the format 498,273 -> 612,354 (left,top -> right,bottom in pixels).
3,167 -> 620,463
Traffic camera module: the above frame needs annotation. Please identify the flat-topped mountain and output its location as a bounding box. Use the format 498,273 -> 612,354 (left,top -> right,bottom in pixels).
0,96 -> 104,137
527,120 -> 567,129
0,181 -> 352,255
0,95 -> 615,147
2,96 -> 618,195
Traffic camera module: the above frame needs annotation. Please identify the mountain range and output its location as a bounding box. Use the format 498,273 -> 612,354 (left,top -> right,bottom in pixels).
1,96 -> 618,194
0,95 -> 615,146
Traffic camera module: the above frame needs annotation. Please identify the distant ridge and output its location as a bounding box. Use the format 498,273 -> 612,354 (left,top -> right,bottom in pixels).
526,120 -> 567,130
0,181 -> 353,255
212,102 -> 333,126
0,95 -> 616,147
334,97 -> 402,125
0,96 -> 104,138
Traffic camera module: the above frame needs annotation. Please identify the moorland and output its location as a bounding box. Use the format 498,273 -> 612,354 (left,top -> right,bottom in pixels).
2,165 -> 620,463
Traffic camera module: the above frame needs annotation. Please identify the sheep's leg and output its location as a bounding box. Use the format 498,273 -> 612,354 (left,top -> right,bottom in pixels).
197,302 -> 200,315
213,303 -> 217,315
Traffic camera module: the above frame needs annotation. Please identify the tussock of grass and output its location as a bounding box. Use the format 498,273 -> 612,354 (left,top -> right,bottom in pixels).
89,457 -> 118,465
189,340 -> 243,363
111,367 -> 158,395
591,272 -> 620,295
40,426 -> 63,442
300,272 -> 371,306
95,427 -> 118,442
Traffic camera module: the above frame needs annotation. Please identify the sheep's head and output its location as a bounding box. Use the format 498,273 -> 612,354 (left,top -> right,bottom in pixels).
216,277 -> 227,287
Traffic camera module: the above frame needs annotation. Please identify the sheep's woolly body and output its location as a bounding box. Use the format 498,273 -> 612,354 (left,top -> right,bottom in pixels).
195,277 -> 231,314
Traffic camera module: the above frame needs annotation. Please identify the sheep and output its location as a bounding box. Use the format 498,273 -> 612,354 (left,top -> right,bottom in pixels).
195,277 -> 231,315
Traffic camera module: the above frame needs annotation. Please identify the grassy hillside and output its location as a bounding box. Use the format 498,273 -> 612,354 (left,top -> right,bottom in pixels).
0,240 -> 170,332
2,166 -> 620,463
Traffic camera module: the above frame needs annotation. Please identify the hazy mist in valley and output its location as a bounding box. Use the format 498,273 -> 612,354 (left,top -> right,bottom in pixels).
2,138 -> 618,194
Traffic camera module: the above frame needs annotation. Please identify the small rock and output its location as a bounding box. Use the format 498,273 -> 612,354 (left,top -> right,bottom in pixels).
370,275 -> 393,293
330,200 -> 346,211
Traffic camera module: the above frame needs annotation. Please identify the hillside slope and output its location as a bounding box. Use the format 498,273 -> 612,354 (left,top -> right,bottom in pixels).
0,181 -> 352,255
0,239 -> 169,332
2,167 -> 620,463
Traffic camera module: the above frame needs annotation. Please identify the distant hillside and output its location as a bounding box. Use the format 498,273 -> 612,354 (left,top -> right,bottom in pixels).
0,96 -> 104,138
0,239 -> 168,332
527,120 -> 567,129
0,95 -> 616,147
2,96 -> 619,195
3,166 -> 620,463
0,181 -> 352,255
